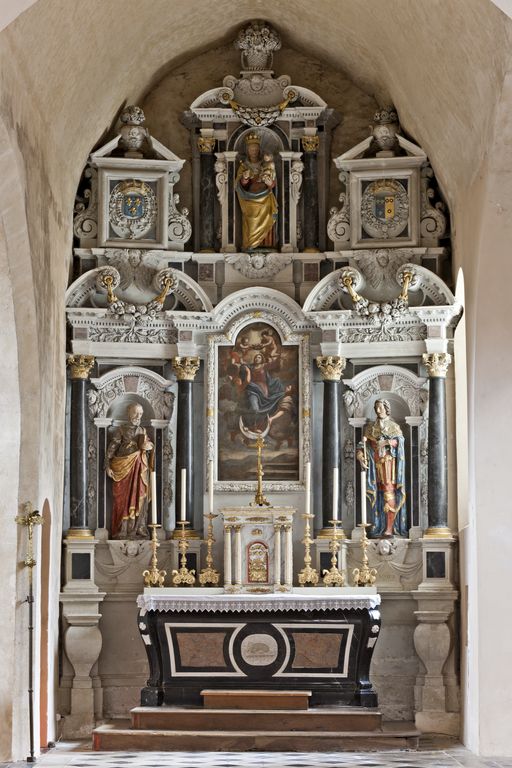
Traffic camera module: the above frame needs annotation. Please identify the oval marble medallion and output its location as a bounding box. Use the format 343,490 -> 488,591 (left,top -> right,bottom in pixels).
240,633 -> 279,666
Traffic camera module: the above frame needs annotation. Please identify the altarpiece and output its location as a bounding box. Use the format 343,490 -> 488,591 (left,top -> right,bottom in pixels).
60,21 -> 461,744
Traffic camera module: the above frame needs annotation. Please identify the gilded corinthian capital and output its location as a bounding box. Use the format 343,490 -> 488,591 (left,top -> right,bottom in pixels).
67,355 -> 95,380
315,355 -> 346,381
422,352 -> 452,378
197,136 -> 216,153
172,356 -> 201,381
301,135 -> 320,153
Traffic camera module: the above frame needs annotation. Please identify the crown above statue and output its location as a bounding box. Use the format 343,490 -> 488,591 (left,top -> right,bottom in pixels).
245,131 -> 261,145
373,106 -> 398,126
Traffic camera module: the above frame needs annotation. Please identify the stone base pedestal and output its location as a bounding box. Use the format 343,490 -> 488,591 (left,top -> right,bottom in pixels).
415,710 -> 459,736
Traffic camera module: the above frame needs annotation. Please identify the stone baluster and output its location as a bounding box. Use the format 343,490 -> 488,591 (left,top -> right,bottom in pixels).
422,353 -> 452,536
301,135 -> 320,252
67,355 -> 95,537
197,134 -> 216,252
316,356 -> 346,536
172,357 -> 201,537
224,525 -> 232,588
274,524 -> 282,588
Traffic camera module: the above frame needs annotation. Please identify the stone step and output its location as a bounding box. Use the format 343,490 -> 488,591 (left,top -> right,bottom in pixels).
201,688 -> 312,710
131,705 -> 382,732
93,722 -> 420,752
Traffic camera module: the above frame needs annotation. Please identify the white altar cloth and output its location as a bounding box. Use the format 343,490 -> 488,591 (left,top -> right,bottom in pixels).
137,588 -> 380,613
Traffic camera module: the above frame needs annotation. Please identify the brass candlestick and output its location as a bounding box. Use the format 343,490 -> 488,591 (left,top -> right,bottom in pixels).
199,512 -> 220,585
172,521 -> 196,585
251,433 -> 271,507
352,523 -> 377,587
143,524 -> 167,587
322,519 -> 346,587
298,513 -> 319,585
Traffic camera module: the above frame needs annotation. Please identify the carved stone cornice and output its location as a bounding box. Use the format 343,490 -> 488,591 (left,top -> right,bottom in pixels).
301,135 -> 320,153
67,355 -> 95,380
315,355 -> 346,381
197,137 -> 216,154
422,353 -> 452,378
172,356 -> 201,381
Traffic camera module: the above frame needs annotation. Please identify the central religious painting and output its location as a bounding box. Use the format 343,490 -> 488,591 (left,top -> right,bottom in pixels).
217,322 -> 299,482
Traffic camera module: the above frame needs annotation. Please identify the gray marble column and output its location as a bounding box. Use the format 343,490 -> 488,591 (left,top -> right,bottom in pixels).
315,356 -> 346,535
301,135 -> 319,252
67,355 -> 95,537
172,357 -> 201,537
198,136 -> 216,252
423,353 -> 452,536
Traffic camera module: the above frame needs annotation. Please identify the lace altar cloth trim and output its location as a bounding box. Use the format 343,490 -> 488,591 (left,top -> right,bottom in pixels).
136,592 -> 381,613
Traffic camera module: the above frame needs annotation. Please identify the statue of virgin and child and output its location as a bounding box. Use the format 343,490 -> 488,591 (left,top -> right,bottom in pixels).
236,131 -> 278,251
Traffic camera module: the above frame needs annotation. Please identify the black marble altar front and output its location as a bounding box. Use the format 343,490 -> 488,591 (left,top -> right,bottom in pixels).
137,594 -> 380,708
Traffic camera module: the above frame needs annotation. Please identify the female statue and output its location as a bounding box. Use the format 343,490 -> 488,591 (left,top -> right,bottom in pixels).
236,132 -> 278,251
357,399 -> 408,537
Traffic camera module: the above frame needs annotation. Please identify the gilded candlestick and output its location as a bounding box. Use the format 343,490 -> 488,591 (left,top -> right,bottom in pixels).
143,524 -> 167,587
298,513 -> 319,585
199,512 -> 220,585
322,519 -> 346,587
172,521 -> 196,586
352,523 -> 377,587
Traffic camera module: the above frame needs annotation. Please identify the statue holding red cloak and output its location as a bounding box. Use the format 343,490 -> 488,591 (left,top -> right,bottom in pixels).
106,403 -> 153,539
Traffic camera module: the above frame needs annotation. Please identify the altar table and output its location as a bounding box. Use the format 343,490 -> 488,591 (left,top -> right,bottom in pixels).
137,589 -> 381,708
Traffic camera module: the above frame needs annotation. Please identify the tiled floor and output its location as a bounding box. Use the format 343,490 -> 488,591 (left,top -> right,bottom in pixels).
2,738 -> 512,768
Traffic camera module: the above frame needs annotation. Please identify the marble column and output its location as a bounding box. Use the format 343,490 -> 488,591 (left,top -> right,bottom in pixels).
172,357 -> 201,537
315,356 -> 346,536
301,135 -> 319,252
423,353 -> 452,536
274,524 -> 282,588
284,524 -> 293,589
234,525 -> 242,588
67,355 -> 95,537
224,525 -> 232,588
198,135 -> 216,252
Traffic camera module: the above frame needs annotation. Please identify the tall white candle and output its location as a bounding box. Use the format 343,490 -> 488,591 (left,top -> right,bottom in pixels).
150,471 -> 157,525
304,461 -> 311,517
180,467 -> 187,522
332,466 -> 339,520
208,460 -> 214,515
360,470 -> 367,525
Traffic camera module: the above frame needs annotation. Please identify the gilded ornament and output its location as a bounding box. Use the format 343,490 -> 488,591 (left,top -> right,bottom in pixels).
301,135 -> 319,153
67,355 -> 95,380
172,357 -> 201,381
422,352 -> 452,378
315,356 -> 346,382
197,136 -> 216,154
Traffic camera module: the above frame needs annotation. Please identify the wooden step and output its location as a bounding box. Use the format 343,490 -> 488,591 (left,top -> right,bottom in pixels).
201,689 -> 311,711
131,705 -> 382,732
93,722 -> 420,752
